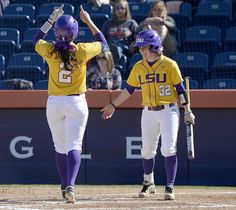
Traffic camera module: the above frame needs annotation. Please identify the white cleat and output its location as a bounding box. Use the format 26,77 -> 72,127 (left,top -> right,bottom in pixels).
65,186 -> 76,203
138,181 -> 156,198
164,186 -> 175,200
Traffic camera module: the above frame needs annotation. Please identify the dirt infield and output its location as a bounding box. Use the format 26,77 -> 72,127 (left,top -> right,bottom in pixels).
0,185 -> 236,210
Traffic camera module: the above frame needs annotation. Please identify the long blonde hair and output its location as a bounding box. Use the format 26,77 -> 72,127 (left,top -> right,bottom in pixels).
149,0 -> 167,19
104,51 -> 115,73
112,0 -> 132,21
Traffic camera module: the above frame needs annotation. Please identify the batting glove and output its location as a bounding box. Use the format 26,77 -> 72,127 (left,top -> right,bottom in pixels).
41,4 -> 64,34
48,4 -> 64,25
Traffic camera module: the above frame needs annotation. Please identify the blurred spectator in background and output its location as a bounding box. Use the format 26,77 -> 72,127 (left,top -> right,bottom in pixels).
131,0 -> 177,58
87,0 -> 110,7
87,51 -> 122,90
102,0 -> 138,64
0,0 -> 9,16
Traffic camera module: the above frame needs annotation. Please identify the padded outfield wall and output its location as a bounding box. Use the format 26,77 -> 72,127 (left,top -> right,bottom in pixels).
0,90 -> 235,186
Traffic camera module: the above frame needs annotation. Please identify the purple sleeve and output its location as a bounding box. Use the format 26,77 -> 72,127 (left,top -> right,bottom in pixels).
33,30 -> 46,46
175,82 -> 186,94
126,84 -> 136,95
94,32 -> 109,51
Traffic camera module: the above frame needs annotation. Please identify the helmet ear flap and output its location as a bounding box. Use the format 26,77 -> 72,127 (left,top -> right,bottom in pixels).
150,45 -> 158,52
150,44 -> 163,54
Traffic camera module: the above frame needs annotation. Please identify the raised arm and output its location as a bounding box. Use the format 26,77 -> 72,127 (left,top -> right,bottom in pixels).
79,5 -> 109,51
33,4 -> 64,45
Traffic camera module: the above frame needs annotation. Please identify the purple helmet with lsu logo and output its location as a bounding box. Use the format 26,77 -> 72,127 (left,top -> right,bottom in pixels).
54,15 -> 79,42
134,29 -> 163,53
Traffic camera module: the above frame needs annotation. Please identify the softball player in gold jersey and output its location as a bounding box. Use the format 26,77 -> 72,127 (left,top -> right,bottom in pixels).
101,29 -> 195,200
33,5 -> 108,203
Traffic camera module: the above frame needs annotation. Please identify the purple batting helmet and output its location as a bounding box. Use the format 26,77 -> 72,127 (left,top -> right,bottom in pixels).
54,15 -> 79,42
134,29 -> 163,53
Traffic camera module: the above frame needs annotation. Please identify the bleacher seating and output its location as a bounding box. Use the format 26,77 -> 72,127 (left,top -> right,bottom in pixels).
41,0 -> 84,14
0,15 -> 30,41
121,80 -> 128,89
34,79 -> 48,90
80,3 -> 113,18
183,26 -> 221,65
3,4 -> 35,25
173,52 -> 208,86
7,53 -> 46,72
76,27 -> 94,42
132,14 -> 147,24
128,53 -> 142,69
209,52 -> 236,80
37,3 -> 74,27
129,2 -> 151,17
203,79 -> 236,89
127,53 -> 142,78
0,28 -> 20,47
38,3 -> 74,16
168,2 -> 192,35
183,79 -> 199,89
5,53 -> 46,83
9,0 -> 40,11
20,28 -> 56,53
175,28 -> 182,49
77,13 -> 110,29
224,27 -> 236,51
0,40 -> 18,63
23,28 -> 55,41
0,79 -> 10,89
0,55 -> 5,79
4,66 -> 43,84
194,2 -> 232,36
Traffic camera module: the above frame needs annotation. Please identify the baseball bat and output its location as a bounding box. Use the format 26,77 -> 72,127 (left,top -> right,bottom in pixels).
185,76 -> 195,160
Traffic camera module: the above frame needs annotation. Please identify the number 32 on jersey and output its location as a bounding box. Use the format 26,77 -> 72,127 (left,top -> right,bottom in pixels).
139,73 -> 171,96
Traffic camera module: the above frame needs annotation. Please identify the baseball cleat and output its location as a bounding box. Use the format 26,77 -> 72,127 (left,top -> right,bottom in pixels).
164,186 -> 175,200
61,189 -> 66,199
138,181 -> 156,198
65,186 -> 76,203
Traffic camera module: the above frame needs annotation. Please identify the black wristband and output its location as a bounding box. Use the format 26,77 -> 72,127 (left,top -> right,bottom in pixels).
110,102 -> 116,109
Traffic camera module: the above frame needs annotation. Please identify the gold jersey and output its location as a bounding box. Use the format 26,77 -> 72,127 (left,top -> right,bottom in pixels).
127,55 -> 183,107
35,40 -> 102,96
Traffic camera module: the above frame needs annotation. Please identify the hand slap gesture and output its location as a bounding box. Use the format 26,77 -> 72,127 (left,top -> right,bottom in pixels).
100,104 -> 116,119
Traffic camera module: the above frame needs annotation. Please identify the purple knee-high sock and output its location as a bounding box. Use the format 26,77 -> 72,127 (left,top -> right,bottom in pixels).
67,150 -> 81,186
165,155 -> 178,187
143,158 -> 155,175
55,152 -> 67,189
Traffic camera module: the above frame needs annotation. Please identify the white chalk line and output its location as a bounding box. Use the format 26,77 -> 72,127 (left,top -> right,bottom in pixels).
0,191 -> 236,210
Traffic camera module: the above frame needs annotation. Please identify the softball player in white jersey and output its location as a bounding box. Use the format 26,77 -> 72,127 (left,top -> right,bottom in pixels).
33,5 -> 108,203
101,29 -> 195,200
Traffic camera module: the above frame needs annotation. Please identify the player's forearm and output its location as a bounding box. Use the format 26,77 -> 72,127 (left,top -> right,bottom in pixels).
33,29 -> 46,45
111,89 -> 131,107
86,20 -> 101,36
33,18 -> 53,45
183,104 -> 192,114
94,32 -> 109,51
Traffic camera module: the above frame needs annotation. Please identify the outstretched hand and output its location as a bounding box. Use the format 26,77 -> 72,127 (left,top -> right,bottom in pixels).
80,5 -> 92,25
100,104 -> 116,119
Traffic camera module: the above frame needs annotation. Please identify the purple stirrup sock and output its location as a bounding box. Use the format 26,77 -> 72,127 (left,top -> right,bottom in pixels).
143,158 -> 155,175
165,155 -> 178,187
55,152 -> 67,189
67,150 -> 81,186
